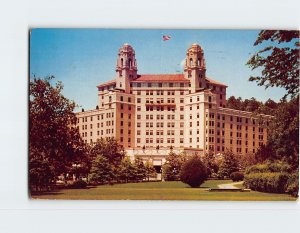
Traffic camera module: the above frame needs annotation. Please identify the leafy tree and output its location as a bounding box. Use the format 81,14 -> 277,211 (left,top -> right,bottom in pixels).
29,148 -> 55,191
254,144 -> 274,163
247,30 -> 299,99
203,151 -> 219,177
90,155 -> 115,184
133,157 -> 147,181
29,76 -> 86,190
238,153 -> 257,170
226,96 -> 243,110
90,137 -> 124,165
118,157 -> 135,183
145,160 -> 156,181
180,155 -> 208,188
266,96 -> 299,169
218,150 -> 240,178
162,152 -> 187,181
89,138 -> 125,183
244,97 -> 261,112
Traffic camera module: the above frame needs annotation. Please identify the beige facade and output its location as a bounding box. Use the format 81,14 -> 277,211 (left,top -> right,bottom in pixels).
75,43 -> 272,166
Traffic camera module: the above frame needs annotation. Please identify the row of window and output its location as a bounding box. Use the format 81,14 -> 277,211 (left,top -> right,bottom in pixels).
134,83 -> 186,88
208,113 -> 269,126
81,121 -> 115,130
137,138 -> 183,144
81,128 -> 114,137
78,112 -> 114,123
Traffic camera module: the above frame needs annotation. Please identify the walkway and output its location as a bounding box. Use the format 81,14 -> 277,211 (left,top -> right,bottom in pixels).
218,181 -> 243,189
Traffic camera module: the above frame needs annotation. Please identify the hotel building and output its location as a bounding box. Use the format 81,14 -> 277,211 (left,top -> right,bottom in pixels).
75,43 -> 272,172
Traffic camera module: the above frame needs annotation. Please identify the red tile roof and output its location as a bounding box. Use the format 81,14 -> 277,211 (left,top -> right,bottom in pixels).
132,74 -> 190,82
206,77 -> 228,87
96,74 -> 227,88
97,79 -> 116,88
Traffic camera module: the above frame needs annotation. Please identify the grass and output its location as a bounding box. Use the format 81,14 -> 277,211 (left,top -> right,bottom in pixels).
31,180 -> 297,201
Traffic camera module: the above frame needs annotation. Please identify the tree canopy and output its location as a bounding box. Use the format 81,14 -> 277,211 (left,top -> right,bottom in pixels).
247,30 -> 299,99
29,76 -> 87,190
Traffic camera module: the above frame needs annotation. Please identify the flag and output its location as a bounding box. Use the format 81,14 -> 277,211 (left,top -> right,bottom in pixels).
162,35 -> 171,41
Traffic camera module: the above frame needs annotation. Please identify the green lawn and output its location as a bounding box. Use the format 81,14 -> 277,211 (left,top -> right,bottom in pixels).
31,180 -> 297,201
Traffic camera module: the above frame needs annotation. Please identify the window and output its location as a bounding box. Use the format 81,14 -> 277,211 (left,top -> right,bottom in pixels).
148,83 -> 152,87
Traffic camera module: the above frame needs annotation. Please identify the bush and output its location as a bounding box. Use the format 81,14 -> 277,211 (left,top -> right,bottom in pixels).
230,172 -> 244,182
68,179 -> 87,189
285,172 -> 299,197
244,172 -> 289,193
180,156 -> 208,188
245,161 -> 291,174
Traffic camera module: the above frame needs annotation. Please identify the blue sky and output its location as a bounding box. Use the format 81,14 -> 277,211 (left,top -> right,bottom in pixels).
30,29 -> 287,110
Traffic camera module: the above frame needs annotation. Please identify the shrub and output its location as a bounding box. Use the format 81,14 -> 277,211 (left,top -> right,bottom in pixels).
180,156 -> 208,188
230,172 -> 244,182
68,179 -> 87,189
285,172 -> 299,197
244,172 -> 289,193
245,161 -> 291,174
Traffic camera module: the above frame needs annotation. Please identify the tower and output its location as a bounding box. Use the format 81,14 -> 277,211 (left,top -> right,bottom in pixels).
115,43 -> 137,93
184,43 -> 206,93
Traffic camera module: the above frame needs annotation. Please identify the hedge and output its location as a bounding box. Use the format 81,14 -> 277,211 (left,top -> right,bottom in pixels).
245,161 -> 291,175
244,172 -> 289,193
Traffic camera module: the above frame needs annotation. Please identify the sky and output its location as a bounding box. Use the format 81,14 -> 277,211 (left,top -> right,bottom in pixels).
29,29 -> 287,111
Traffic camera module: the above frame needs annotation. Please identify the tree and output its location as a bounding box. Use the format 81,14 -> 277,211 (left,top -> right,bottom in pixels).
29,76 -> 85,190
203,151 -> 219,177
254,144 -> 274,163
218,150 -> 240,178
238,153 -> 257,170
244,97 -> 261,112
162,152 -> 187,181
29,148 -> 55,191
90,155 -> 115,184
89,138 -> 124,184
247,30 -> 299,99
133,157 -> 147,181
226,96 -> 243,110
266,96 -> 299,169
145,160 -> 156,181
180,155 -> 208,188
118,157 -> 136,183
90,137 -> 124,165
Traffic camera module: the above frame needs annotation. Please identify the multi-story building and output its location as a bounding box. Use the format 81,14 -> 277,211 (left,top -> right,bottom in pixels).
76,43 -> 273,174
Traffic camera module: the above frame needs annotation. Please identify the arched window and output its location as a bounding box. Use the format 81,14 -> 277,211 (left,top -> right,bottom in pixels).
120,58 -> 124,67
128,59 -> 132,68
197,58 -> 200,66
189,58 -> 193,66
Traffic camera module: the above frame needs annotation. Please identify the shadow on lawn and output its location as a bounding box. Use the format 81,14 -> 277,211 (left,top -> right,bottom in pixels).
30,185 -> 98,197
